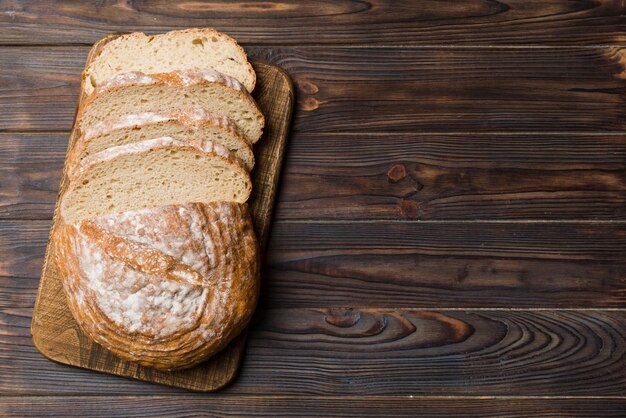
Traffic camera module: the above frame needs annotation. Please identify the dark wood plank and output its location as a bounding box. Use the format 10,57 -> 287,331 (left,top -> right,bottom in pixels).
3,133 -> 625,221
0,133 -> 64,220
0,0 -> 624,46
3,220 -> 625,308
2,307 -> 625,395
261,221 -> 626,308
265,222 -> 626,260
262,256 -> 626,309
0,46 -> 86,131
0,276 -> 37,309
3,47 -> 626,133
0,220 -> 50,279
274,133 -> 626,220
3,396 -> 626,417
261,46 -> 626,133
204,309 -> 626,396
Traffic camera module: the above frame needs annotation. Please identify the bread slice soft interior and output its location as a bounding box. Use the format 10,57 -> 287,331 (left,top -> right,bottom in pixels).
76,110 -> 255,171
84,28 -> 255,95
78,70 -> 264,144
61,137 -> 251,224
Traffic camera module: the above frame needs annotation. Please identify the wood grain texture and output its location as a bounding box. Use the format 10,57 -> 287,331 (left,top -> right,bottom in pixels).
0,220 -> 50,279
0,134 -> 65,220
262,255 -> 626,309
0,46 -> 86,131
0,276 -> 37,309
0,0 -> 624,46
3,46 -> 626,133
4,220 -> 625,308
29,36 -> 295,391
260,46 -> 626,133
266,222 -> 626,260
2,133 -> 625,221
262,221 -> 626,308
274,133 -> 626,220
4,396 -> 626,417
5,307 -> 626,396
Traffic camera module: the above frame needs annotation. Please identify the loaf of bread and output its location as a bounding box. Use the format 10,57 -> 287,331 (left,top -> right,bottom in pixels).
54,202 -> 259,370
73,108 -> 255,171
54,28 -> 265,371
78,69 -> 265,144
83,28 -> 256,95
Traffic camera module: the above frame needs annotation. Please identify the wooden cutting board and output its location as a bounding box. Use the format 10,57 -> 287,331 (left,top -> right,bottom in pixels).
30,35 -> 294,391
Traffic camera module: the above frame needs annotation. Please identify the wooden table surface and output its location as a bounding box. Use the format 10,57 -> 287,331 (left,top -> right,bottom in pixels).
1,1 -> 625,416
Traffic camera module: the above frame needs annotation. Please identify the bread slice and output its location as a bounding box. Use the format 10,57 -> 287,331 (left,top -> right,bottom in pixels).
83,28 -> 256,95
72,109 -> 255,171
61,137 -> 251,224
78,69 -> 264,144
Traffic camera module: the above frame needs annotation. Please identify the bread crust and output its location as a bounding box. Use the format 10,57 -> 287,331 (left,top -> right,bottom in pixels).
77,69 -> 265,143
54,202 -> 260,370
82,28 -> 256,94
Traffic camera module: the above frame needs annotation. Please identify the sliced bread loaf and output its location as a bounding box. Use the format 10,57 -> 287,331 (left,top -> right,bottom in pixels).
72,109 -> 255,171
83,28 -> 255,95
78,70 -> 264,144
61,137 -> 251,224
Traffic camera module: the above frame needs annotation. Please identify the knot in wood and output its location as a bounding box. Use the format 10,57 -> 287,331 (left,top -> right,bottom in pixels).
387,164 -> 407,183
301,97 -> 320,111
324,308 -> 361,328
396,199 -> 418,219
297,80 -> 319,94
